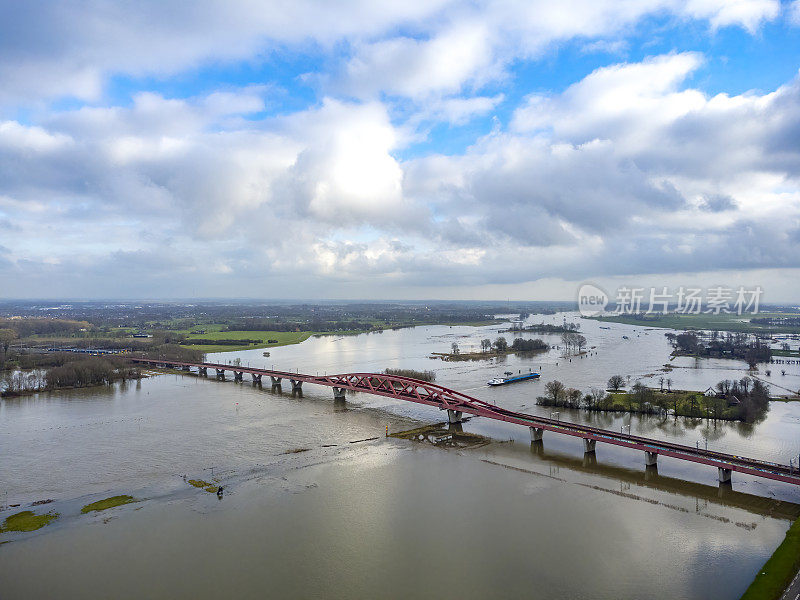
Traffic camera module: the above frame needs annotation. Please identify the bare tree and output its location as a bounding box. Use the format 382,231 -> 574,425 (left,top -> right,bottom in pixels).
544,380 -> 565,405
607,374 -> 625,391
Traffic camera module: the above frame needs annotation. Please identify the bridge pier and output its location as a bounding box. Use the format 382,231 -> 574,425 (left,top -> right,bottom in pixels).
181,365 -> 191,372
290,379 -> 303,392
332,387 -> 346,401
216,369 -> 226,380
198,367 -> 207,376
529,427 -> 544,442
252,374 -> 262,384
447,409 -> 463,424
583,438 -> 596,453
645,451 -> 658,466
718,467 -> 732,483
270,376 -> 282,387
233,371 -> 243,382
645,464 -> 659,481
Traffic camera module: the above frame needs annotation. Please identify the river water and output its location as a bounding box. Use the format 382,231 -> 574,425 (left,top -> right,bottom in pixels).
2,312 -> 800,599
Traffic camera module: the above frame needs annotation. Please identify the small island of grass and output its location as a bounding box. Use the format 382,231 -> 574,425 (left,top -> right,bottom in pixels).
432,336 -> 550,362
188,479 -> 219,493
0,510 -> 59,534
80,495 -> 137,514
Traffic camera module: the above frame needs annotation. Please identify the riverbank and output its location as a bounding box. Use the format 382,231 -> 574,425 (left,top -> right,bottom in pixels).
591,312 -> 800,335
740,515 -> 800,600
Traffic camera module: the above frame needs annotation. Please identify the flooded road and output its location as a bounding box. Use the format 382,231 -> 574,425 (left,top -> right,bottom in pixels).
2,313 -> 800,599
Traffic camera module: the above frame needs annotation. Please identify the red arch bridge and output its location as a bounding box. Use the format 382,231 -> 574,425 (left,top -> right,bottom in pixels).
132,358 -> 800,488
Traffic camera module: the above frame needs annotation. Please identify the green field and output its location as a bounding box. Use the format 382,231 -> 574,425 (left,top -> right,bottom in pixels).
177,329 -> 317,352
592,312 -> 800,334
740,516 -> 800,600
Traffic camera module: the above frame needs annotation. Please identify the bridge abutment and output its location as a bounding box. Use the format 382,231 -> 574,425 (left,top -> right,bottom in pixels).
530,427 -> 544,442
447,409 -> 463,424
645,451 -> 658,466
718,467 -> 732,483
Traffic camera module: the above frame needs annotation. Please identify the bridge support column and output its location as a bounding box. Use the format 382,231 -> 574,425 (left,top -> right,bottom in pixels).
529,427 -> 543,442
290,379 -> 303,392
447,409 -> 463,424
233,371 -> 243,382
252,374 -> 262,384
199,367 -> 207,376
181,365 -> 191,371
645,451 -> 658,466
333,387 -> 346,401
270,376 -> 282,387
718,467 -> 732,483
583,438 -> 596,453
216,369 -> 226,379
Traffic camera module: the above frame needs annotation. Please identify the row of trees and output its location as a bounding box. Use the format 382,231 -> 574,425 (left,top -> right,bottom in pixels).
1,358 -> 143,396
560,332 -> 587,355
451,337 -> 549,355
536,376 -> 771,422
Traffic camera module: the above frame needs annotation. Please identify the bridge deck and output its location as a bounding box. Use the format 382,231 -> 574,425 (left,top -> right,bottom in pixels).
132,358 -> 800,487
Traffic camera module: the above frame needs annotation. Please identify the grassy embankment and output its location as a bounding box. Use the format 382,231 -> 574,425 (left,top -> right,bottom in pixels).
0,510 -> 59,533
80,495 -> 137,513
592,312 -> 800,334
431,348 -> 550,362
740,516 -> 800,600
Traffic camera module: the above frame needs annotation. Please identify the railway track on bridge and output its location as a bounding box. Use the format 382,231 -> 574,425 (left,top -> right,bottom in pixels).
132,358 -> 800,488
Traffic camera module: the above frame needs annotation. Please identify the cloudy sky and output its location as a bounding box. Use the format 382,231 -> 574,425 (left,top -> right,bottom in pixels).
1,1 -> 799,301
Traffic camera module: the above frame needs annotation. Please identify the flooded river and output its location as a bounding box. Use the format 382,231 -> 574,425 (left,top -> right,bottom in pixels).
2,313 -> 800,599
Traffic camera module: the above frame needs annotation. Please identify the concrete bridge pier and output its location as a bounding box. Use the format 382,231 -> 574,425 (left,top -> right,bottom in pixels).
645,451 -> 658,466
582,452 -> 597,468
233,371 -> 243,382
216,369 -> 226,380
270,376 -> 282,387
583,438 -> 596,453
290,379 -> 303,392
529,427 -> 544,442
198,367 -> 207,376
332,387 -> 346,401
447,422 -> 463,434
645,464 -> 659,481
447,409 -> 463,424
252,374 -> 262,384
718,467 -> 732,483
181,365 -> 191,372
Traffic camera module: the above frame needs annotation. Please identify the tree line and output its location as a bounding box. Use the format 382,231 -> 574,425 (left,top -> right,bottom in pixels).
666,331 -> 771,367
535,375 -> 771,422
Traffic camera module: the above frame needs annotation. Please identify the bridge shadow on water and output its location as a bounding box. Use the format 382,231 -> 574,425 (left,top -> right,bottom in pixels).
485,438 -> 800,522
